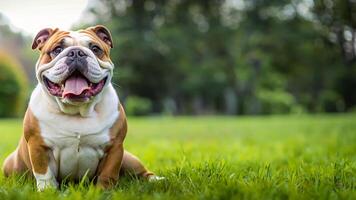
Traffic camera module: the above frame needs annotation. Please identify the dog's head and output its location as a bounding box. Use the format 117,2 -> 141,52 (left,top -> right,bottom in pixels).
32,25 -> 114,106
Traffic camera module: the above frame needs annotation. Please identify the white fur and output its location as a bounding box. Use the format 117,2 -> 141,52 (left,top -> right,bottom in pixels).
68,31 -> 92,46
29,84 -> 119,181
34,166 -> 58,191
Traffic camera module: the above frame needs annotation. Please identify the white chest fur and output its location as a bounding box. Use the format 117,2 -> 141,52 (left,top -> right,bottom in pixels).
29,84 -> 119,180
40,120 -> 112,180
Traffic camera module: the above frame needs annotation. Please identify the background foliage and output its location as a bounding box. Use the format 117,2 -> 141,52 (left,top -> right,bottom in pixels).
0,51 -> 28,117
1,0 -> 356,116
82,0 -> 356,115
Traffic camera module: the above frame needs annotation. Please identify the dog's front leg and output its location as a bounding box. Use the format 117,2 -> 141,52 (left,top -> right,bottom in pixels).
96,142 -> 124,189
96,104 -> 127,189
24,108 -> 58,191
27,135 -> 58,191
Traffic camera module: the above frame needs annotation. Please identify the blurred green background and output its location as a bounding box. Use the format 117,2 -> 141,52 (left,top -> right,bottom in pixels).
0,0 -> 356,116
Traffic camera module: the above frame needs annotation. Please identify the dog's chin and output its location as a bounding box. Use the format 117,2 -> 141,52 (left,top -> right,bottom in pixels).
61,95 -> 91,105
43,72 -> 108,105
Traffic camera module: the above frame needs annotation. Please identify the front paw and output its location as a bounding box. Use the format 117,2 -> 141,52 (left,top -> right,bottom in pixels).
34,170 -> 59,191
36,177 -> 59,191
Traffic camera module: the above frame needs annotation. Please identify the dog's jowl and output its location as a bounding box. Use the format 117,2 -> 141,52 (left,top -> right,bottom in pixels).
2,25 -> 163,191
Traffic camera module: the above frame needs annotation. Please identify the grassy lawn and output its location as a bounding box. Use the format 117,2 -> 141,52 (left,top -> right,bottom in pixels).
0,114 -> 355,199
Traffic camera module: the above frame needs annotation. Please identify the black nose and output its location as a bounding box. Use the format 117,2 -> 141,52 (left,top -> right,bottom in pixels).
67,49 -> 87,58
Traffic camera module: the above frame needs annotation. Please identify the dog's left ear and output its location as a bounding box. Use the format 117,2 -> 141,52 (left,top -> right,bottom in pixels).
89,25 -> 113,48
32,28 -> 58,50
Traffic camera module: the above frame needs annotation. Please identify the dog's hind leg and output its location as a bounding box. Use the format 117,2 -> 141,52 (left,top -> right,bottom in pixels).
2,150 -> 27,177
2,137 -> 29,177
121,150 -> 164,181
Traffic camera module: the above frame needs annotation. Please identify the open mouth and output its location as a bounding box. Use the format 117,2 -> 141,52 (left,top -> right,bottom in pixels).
43,71 -> 107,101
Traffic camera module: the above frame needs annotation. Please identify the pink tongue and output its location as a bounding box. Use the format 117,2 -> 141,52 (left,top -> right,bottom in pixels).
63,75 -> 90,97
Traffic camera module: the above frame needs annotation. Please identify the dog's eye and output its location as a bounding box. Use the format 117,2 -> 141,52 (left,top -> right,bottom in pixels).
51,46 -> 63,56
90,45 -> 102,55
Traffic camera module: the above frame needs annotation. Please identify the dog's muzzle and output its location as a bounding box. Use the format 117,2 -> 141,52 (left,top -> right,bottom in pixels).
42,47 -> 108,102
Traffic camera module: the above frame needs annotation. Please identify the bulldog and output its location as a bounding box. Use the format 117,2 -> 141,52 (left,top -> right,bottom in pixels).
2,25 -> 162,191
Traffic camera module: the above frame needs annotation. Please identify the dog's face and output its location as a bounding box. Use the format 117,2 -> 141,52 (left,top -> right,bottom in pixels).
32,25 -> 114,106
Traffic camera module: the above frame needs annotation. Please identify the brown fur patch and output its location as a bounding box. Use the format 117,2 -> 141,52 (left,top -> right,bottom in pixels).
24,108 -> 49,174
78,29 -> 112,62
95,104 -> 156,188
37,30 -> 70,65
2,108 -> 49,176
121,150 -> 154,178
95,104 -> 127,188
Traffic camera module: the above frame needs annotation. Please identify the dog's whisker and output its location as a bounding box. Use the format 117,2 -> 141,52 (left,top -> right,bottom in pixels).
111,82 -> 121,89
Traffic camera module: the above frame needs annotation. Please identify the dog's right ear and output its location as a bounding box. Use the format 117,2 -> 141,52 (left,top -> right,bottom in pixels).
32,28 -> 57,50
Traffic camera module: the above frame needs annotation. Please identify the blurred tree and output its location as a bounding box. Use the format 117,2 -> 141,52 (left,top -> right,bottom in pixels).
313,0 -> 356,110
76,0 -> 355,115
0,14 -> 38,84
125,96 -> 153,116
0,50 -> 28,117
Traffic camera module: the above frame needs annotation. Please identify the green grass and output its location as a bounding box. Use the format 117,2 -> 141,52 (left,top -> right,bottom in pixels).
0,114 -> 355,199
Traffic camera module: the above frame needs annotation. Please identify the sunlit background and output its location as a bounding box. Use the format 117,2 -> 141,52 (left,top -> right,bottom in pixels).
0,0 -> 88,35
0,0 -> 355,117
